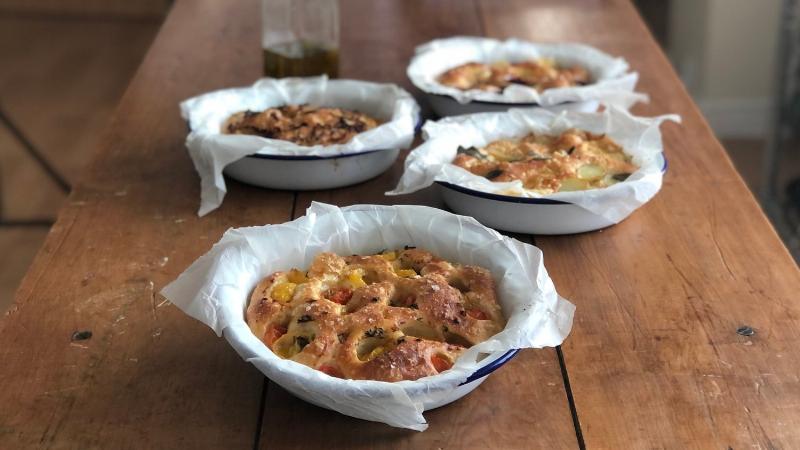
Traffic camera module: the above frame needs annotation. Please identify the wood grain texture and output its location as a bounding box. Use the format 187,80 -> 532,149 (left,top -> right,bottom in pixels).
479,0 -> 800,448
0,227 -> 50,312
261,349 -> 577,449
1,0 -> 798,448
0,0 -> 294,447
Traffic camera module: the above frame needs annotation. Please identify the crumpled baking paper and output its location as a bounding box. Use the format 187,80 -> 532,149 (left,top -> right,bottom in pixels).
407,36 -> 648,108
180,76 -> 420,216
388,106 -> 680,224
161,202 -> 574,431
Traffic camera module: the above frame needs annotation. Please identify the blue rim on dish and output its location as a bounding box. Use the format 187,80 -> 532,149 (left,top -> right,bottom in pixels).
438,152 -> 669,206
460,349 -> 520,385
247,148 -> 387,161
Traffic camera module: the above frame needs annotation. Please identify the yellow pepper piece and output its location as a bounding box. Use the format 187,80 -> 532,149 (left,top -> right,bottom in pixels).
396,269 -> 417,278
346,270 -> 366,289
286,269 -> 308,284
559,177 -> 589,192
277,343 -> 297,359
367,346 -> 385,360
271,282 -> 297,303
380,251 -> 397,261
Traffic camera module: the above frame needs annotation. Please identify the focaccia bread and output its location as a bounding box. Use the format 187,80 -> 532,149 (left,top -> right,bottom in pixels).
436,59 -> 591,93
222,104 -> 379,146
452,128 -> 638,194
246,248 -> 505,382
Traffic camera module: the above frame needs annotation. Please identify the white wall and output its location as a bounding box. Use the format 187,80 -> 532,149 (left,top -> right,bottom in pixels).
668,0 -> 782,138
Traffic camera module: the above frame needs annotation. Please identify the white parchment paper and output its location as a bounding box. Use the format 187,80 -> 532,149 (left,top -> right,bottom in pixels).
408,36 -> 647,108
161,202 -> 574,431
388,107 -> 680,223
180,76 -> 420,216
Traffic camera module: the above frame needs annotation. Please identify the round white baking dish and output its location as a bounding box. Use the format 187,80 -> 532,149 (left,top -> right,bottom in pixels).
224,148 -> 400,190
180,77 -> 419,215
161,203 -> 573,430
407,36 -> 644,117
437,153 -> 668,235
388,107 -> 678,235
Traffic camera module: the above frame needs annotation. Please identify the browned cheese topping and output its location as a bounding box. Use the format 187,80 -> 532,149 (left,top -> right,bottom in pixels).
223,104 -> 379,146
245,248 -> 506,382
452,128 -> 638,194
436,59 -> 591,93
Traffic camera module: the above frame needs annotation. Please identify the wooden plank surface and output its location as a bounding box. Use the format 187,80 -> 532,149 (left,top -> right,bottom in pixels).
478,0 -> 800,448
0,1 -> 293,447
0,227 -> 51,310
1,0 -> 799,448
0,11 -> 162,315
261,349 -> 576,449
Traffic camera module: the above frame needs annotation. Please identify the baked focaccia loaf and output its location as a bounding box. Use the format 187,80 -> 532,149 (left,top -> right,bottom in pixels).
452,128 -> 638,194
246,248 -> 505,381
223,104 -> 379,146
436,59 -> 591,93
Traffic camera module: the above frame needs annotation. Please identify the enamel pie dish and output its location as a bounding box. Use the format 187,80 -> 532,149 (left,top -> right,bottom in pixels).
388,107 -> 679,235
161,203 -> 574,430
224,148 -> 401,191
436,153 -> 668,234
180,77 -> 419,216
407,36 -> 646,117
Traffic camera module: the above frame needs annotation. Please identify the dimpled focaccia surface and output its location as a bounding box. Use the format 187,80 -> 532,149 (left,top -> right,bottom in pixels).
452,128 -> 639,194
436,59 -> 591,93
222,104 -> 379,146
245,248 -> 505,382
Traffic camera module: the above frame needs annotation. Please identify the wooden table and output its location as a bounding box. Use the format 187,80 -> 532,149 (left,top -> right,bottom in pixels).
2,0 -> 799,448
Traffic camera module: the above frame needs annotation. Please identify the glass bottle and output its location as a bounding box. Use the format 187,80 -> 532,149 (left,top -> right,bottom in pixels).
261,0 -> 339,78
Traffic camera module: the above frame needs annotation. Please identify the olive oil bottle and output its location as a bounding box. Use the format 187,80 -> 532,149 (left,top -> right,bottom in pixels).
263,41 -> 339,78
262,0 -> 339,78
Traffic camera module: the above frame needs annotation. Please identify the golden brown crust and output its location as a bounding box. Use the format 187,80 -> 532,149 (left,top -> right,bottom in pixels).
452,128 -> 638,194
436,59 -> 591,93
245,249 -> 506,382
222,104 -> 379,146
